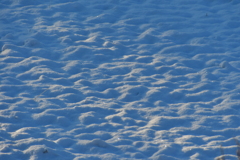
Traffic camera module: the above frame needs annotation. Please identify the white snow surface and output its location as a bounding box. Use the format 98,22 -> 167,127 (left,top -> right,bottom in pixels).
1,0 -> 240,159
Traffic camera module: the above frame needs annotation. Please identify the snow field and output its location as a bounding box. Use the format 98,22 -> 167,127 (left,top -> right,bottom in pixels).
1,0 -> 240,159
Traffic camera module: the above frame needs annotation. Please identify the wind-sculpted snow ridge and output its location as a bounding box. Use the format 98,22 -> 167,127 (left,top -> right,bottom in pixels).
1,0 -> 240,159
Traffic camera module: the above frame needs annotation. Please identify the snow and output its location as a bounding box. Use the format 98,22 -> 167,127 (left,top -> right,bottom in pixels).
1,0 -> 240,159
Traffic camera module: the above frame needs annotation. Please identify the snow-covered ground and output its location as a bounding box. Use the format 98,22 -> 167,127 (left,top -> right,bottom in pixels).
1,0 -> 240,159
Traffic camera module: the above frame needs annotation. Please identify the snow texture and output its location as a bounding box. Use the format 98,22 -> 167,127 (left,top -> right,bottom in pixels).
1,0 -> 240,159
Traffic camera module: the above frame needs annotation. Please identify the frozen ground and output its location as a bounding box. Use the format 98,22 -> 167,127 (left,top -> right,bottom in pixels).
1,0 -> 240,159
